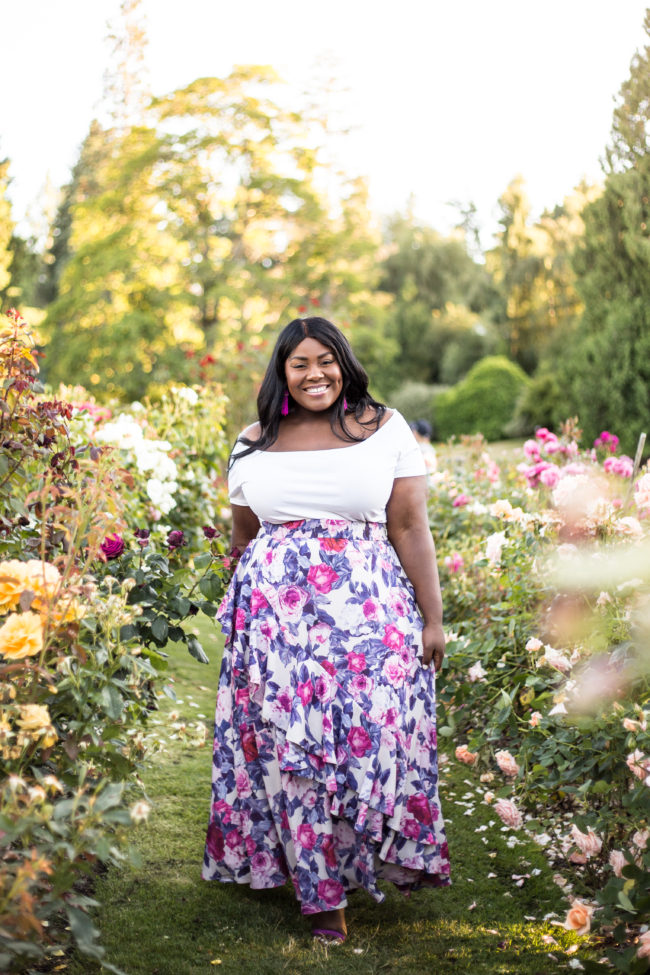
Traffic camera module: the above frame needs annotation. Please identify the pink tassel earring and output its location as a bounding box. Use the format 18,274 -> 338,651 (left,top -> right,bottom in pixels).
343,396 -> 348,412
281,391 -> 289,416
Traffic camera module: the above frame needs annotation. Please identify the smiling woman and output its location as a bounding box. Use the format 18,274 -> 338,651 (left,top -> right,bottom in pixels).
202,316 -> 450,945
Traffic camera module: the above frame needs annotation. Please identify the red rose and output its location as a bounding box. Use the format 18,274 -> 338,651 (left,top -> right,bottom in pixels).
100,533 -> 125,559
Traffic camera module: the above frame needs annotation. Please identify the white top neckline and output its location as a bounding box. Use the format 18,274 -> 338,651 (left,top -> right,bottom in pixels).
260,409 -> 396,455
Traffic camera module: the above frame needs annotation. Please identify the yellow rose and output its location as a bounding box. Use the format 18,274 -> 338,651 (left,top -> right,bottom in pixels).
24,560 -> 60,595
17,703 -> 52,732
0,612 -> 44,659
0,560 -> 32,613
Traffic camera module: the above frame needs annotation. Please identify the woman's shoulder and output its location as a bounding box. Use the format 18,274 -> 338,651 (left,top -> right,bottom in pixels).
239,421 -> 261,441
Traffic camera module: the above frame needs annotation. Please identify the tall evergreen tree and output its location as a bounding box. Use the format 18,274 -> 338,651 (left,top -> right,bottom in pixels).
560,11 -> 650,453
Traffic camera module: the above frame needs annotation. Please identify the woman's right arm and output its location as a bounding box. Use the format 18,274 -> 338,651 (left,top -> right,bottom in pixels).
231,504 -> 260,552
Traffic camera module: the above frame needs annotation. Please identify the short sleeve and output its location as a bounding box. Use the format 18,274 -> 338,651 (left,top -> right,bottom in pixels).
393,413 -> 426,478
228,447 -> 248,506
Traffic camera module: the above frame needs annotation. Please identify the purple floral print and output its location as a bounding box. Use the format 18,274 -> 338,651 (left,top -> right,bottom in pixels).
202,518 -> 450,914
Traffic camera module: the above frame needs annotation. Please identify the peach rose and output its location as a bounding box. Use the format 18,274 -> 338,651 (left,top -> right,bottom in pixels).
467,661 -> 487,683
525,637 -> 543,652
0,560 -> 31,612
632,829 -> 649,850
455,744 -> 478,766
563,900 -> 593,935
570,824 -> 602,858
0,611 -> 44,660
17,704 -> 56,745
529,711 -> 542,727
483,791 -> 494,804
495,749 -> 520,777
626,750 -> 650,781
608,849 -> 625,878
493,798 -> 522,829
637,930 -> 650,960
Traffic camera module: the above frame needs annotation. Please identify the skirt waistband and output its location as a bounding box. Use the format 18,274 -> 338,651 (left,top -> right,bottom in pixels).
258,518 -> 387,542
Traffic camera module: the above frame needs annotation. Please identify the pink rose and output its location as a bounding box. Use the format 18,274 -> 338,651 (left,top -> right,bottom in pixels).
100,533 -> 125,560
348,725 -> 372,757
251,850 -> 274,879
307,564 -> 339,594
406,793 -> 432,825
401,816 -> 421,839
309,622 -> 331,645
319,537 -> 347,552
206,823 -> 225,860
235,608 -> 246,631
362,598 -> 380,620
314,676 -> 330,701
225,830 -> 244,852
493,798 -> 522,829
213,799 -> 233,824
452,493 -> 471,507
571,824 -> 602,858
495,749 -> 520,778
351,674 -> 372,697
347,651 -> 366,673
383,657 -> 406,687
444,552 -> 464,573
609,849 -> 625,877
523,439 -> 541,459
277,585 -> 308,621
388,590 -> 409,616
539,465 -> 561,488
320,659 -> 337,677
250,589 -> 268,615
235,766 -> 251,798
276,688 -> 292,713
296,823 -> 317,850
382,624 -> 404,650
317,878 -> 345,908
296,680 -> 313,706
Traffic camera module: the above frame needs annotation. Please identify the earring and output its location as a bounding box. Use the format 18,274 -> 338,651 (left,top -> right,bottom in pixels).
281,391 -> 289,416
343,396 -> 348,411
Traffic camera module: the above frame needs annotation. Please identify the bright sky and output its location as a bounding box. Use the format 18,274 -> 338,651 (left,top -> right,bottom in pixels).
2,0 -> 648,245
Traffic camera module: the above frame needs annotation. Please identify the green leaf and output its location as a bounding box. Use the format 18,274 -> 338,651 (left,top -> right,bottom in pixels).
119,623 -> 138,641
194,552 -> 212,570
93,782 -> 124,812
99,685 -> 124,720
151,616 -> 169,643
187,635 -> 209,664
617,890 -> 637,913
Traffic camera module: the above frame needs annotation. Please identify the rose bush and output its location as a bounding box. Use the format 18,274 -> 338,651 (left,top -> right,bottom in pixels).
0,311 -> 234,972
434,424 -> 650,972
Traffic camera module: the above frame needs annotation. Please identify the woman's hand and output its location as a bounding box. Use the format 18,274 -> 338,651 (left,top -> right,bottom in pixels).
421,620 -> 446,673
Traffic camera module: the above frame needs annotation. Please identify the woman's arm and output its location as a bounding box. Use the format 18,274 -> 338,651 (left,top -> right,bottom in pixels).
386,475 -> 445,672
231,504 -> 261,553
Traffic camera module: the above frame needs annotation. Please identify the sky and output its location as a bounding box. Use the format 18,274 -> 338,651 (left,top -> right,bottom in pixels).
2,0 -> 649,246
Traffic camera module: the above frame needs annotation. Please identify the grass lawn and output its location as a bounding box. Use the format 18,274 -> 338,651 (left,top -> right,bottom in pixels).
71,617 -> 590,975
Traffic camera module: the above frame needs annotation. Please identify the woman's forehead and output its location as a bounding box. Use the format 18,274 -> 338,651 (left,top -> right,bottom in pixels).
287,336 -> 334,360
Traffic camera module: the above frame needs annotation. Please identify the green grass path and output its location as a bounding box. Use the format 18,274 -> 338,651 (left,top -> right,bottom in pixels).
73,620 -> 587,975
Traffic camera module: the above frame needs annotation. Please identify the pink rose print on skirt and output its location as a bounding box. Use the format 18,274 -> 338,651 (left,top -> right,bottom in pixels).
348,725 -> 372,757
205,517 -> 450,914
307,563 -> 339,594
277,584 -> 309,622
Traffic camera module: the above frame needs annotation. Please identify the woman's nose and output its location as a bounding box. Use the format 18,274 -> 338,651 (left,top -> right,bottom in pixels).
306,362 -> 324,379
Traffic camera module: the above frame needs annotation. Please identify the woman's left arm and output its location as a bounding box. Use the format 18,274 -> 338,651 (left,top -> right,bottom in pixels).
386,475 -> 445,672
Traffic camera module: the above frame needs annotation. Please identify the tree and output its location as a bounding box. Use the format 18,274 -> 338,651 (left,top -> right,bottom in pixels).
0,157 -> 14,304
379,214 -> 500,389
558,11 -> 650,453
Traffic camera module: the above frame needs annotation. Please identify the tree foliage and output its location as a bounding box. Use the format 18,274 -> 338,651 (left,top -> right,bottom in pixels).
0,157 -> 14,302
557,10 -> 650,453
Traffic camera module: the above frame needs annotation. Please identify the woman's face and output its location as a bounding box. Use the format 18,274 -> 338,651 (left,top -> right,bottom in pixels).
284,336 -> 343,413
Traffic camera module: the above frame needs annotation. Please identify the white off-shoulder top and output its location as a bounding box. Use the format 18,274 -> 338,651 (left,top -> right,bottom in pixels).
227,409 -> 425,524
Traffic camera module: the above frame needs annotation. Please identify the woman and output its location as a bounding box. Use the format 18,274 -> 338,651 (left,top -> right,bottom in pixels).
203,317 -> 450,943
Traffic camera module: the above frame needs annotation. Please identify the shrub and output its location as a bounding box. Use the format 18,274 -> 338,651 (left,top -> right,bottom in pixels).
389,381 -> 441,431
435,355 -> 530,441
0,311 -> 233,972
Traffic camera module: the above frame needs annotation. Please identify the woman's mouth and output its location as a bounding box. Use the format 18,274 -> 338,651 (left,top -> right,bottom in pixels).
303,385 -> 329,396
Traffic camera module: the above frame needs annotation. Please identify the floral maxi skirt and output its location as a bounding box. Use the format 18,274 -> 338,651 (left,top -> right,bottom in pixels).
202,518 -> 450,914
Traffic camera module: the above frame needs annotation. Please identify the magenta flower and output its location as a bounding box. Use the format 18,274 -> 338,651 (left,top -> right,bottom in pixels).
347,725 -> 372,757
202,525 -> 220,539
167,529 -> 186,551
452,493 -> 471,508
134,528 -> 150,547
100,533 -> 125,559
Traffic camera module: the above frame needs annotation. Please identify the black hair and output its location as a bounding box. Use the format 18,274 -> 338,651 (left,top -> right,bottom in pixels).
411,419 -> 432,440
231,317 -> 385,463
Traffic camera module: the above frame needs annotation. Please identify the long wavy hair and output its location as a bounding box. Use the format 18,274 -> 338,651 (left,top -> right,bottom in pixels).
231,317 -> 386,463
